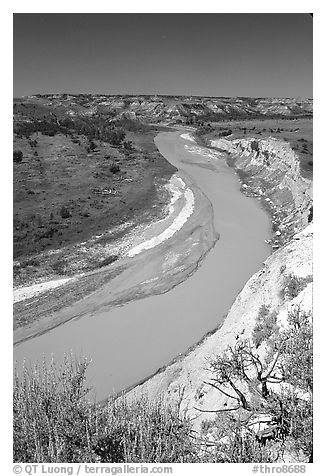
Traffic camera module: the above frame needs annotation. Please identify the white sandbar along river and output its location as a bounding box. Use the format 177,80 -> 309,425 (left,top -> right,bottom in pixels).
14,132 -> 271,400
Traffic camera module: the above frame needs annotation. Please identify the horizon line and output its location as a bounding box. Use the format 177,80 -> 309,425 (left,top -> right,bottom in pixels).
14,93 -> 313,100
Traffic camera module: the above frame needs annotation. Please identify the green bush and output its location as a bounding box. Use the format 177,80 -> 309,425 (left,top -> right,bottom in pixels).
59,206 -> 71,219
201,413 -> 278,463
87,140 -> 97,152
97,256 -> 118,268
205,307 -> 313,462
219,129 -> 232,137
123,140 -> 133,151
251,140 -> 260,152
281,274 -> 313,300
13,150 -> 23,163
282,309 -> 313,392
106,128 -> 126,146
13,357 -> 198,463
51,257 -> 67,275
253,305 -> 278,347
110,164 -> 120,174
196,124 -> 213,136
276,310 -> 313,460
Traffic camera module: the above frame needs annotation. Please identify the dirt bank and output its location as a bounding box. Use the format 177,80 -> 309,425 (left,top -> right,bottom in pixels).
209,136 -> 312,248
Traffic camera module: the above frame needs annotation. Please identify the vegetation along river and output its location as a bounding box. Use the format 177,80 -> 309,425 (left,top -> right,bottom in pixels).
14,131 -> 272,400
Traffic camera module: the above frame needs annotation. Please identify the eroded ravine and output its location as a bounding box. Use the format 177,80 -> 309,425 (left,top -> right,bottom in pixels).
14,131 -> 271,400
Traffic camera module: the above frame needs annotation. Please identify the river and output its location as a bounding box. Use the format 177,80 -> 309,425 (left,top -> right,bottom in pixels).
13,131 -> 271,400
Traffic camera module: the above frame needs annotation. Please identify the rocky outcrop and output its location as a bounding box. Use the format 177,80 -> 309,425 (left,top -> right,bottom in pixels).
18,95 -> 313,124
210,137 -> 313,248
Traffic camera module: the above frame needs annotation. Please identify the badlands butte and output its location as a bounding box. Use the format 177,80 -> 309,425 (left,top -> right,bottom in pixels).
14,95 -> 312,462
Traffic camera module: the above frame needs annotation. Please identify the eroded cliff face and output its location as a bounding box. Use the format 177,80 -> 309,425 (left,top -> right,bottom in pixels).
16,95 -> 313,125
210,137 -> 313,248
127,135 -> 313,461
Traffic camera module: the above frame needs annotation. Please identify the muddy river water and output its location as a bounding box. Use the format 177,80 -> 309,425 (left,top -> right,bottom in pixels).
14,131 -> 271,400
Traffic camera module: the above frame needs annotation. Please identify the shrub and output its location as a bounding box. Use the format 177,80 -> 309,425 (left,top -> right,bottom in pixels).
253,305 -> 278,347
201,413 -> 278,463
14,357 -> 94,462
106,128 -> 126,146
110,164 -> 120,174
98,256 -> 118,268
205,307 -> 313,462
51,257 -> 66,275
308,206 -> 313,223
21,257 -> 40,267
280,264 -> 287,274
116,118 -> 150,134
88,140 -> 97,152
196,124 -> 213,136
13,150 -> 23,163
282,309 -> 313,392
39,226 -> 56,239
251,140 -> 260,152
281,274 -> 313,301
219,129 -> 232,137
85,255 -> 119,272
29,139 -> 38,148
277,309 -> 313,460
13,357 -> 198,463
59,206 -> 71,219
123,140 -> 133,151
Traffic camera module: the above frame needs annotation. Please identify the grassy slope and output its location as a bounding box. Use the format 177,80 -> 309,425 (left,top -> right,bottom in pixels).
14,131 -> 175,259
13,122 -> 176,288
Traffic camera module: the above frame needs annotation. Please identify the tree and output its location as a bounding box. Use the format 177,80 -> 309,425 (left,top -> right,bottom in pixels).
197,308 -> 312,462
13,150 -> 23,163
87,139 -> 97,152
123,140 -> 133,151
108,128 -> 126,146
60,205 -> 71,219
110,164 -> 120,174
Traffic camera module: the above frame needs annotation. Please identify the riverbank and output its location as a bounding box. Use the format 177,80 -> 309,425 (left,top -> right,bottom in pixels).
208,136 -> 312,248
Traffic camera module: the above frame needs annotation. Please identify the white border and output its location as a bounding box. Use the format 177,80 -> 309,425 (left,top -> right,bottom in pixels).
3,4 -> 323,474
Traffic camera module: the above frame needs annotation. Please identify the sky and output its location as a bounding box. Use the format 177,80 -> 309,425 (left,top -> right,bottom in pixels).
13,13 -> 312,98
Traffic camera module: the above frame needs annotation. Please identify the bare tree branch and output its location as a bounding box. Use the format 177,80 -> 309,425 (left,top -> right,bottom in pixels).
203,380 -> 239,401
